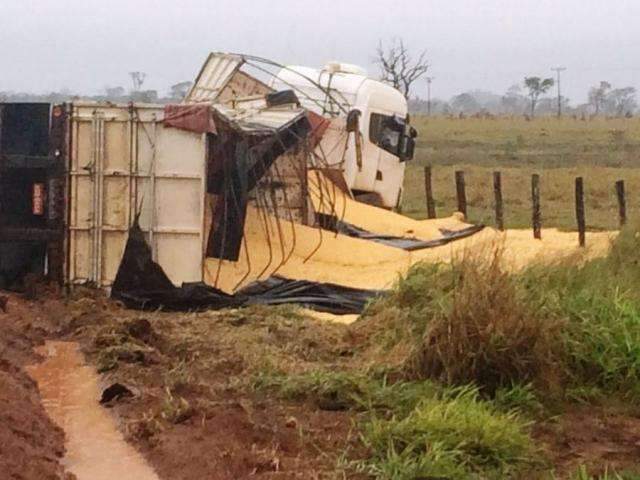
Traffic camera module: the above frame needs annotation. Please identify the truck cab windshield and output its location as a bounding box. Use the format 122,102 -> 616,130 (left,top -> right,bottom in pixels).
369,113 -> 416,161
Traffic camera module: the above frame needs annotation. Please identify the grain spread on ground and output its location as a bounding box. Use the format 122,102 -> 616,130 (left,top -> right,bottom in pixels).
205,173 -> 615,294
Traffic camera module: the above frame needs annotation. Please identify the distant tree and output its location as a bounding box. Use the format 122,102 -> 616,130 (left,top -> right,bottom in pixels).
523,77 -> 554,117
588,81 -> 611,115
501,84 -> 528,115
450,92 -> 481,114
607,87 -> 637,117
129,72 -> 146,92
374,38 -> 429,99
535,96 -> 569,116
131,90 -> 158,103
168,81 -> 193,101
408,97 -> 449,115
104,86 -> 126,99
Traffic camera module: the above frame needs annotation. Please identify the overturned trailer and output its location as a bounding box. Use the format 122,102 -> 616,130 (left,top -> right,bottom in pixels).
0,100 -> 311,288
1,53 -> 484,313
0,67 -> 322,291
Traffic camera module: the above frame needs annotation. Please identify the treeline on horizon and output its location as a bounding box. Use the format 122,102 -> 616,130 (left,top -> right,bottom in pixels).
2,79 -> 637,119
0,80 -> 193,106
410,81 -> 637,118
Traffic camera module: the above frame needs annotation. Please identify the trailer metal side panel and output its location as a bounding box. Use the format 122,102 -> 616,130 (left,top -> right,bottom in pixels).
68,103 -> 206,287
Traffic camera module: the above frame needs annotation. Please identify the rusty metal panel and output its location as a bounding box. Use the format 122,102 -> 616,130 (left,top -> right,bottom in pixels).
216,70 -> 273,105
67,103 -> 206,288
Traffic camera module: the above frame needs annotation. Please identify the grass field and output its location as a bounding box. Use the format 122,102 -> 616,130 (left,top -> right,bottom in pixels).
402,116 -> 640,230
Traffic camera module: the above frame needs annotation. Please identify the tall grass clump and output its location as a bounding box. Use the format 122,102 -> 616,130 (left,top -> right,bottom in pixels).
410,247 -> 561,391
363,244 -> 562,393
363,225 -> 640,398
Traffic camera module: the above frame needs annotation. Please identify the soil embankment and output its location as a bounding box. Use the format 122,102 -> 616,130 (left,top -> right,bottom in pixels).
1,291 -> 359,479
0,295 -> 69,479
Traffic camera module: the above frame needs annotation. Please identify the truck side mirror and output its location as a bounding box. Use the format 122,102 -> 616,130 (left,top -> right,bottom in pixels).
346,109 -> 361,132
398,125 -> 417,162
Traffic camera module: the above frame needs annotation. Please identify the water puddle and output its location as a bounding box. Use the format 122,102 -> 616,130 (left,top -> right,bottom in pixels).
26,341 -> 159,480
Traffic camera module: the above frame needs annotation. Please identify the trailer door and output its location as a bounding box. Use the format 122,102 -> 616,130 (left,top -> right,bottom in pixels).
68,103 -> 206,288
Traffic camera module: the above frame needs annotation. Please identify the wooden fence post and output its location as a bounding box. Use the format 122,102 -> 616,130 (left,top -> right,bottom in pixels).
531,174 -> 541,239
455,170 -> 467,217
575,177 -> 586,247
493,171 -> 504,231
615,180 -> 626,227
424,165 -> 436,219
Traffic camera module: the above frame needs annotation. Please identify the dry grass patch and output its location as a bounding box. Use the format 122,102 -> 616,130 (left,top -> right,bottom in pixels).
407,246 -> 563,392
358,243 -> 563,393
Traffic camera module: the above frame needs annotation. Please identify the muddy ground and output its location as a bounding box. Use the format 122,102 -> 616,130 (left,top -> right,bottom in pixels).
0,292 -> 69,480
2,289 -> 640,479
2,290 -> 362,479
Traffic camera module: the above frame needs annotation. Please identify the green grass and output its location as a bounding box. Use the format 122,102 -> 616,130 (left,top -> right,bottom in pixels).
521,228 -> 640,396
256,370 -> 538,479
569,465 -> 640,480
363,248 -> 563,393
403,116 -> 640,230
358,385 -> 536,480
411,116 -> 640,168
253,225 -> 640,478
361,223 -> 640,399
254,368 -> 439,415
493,383 -> 544,417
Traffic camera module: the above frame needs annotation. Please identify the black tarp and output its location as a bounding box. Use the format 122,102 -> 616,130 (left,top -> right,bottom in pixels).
237,276 -> 380,314
111,220 -> 242,311
208,134 -> 251,261
207,110 -> 311,261
316,213 -> 484,251
112,222 -> 379,314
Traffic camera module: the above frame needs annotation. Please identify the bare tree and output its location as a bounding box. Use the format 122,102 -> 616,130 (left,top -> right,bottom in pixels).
374,39 -> 429,99
129,71 -> 146,92
524,77 -> 554,117
588,81 -> 611,115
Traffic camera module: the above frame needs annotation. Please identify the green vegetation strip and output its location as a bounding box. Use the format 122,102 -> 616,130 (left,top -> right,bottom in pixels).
255,226 -> 640,479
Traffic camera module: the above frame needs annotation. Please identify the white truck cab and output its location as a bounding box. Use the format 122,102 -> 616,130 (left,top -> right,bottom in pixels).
271,62 -> 416,208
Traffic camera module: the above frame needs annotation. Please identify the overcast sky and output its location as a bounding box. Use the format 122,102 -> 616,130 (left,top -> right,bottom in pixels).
2,0 -> 639,104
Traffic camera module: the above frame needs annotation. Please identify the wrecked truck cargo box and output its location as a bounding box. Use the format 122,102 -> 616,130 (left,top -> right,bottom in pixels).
64,94 -> 316,291
184,53 -> 272,105
66,102 -> 207,288
204,99 -> 312,261
163,104 -> 218,134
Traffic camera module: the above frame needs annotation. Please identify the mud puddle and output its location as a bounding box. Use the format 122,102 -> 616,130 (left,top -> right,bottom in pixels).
27,341 -> 159,480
